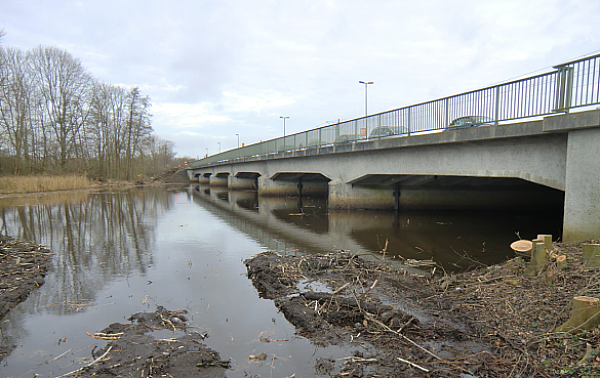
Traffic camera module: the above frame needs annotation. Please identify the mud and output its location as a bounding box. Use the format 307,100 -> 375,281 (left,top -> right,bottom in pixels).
0,235 -> 53,360
245,247 -> 600,377
3,230 -> 600,377
69,306 -> 230,378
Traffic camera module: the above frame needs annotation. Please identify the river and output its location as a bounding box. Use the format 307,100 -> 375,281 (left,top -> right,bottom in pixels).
0,185 -> 562,377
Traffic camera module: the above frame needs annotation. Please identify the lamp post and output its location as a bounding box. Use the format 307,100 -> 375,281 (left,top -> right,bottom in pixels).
280,116 -> 289,136
236,133 -> 240,148
217,142 -> 221,153
358,81 -> 373,118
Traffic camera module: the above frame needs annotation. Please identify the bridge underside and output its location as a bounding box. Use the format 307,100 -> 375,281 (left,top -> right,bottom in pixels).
188,110 -> 600,242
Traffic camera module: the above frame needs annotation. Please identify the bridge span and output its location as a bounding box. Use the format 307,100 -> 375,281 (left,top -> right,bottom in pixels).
188,109 -> 600,242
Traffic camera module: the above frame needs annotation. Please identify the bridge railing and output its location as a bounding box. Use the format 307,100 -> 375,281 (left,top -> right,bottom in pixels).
191,53 -> 600,168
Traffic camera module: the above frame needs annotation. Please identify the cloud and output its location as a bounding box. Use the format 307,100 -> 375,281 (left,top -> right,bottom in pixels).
2,0 -> 600,157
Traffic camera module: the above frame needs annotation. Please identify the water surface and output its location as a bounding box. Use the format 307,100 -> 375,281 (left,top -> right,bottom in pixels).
0,185 -> 562,377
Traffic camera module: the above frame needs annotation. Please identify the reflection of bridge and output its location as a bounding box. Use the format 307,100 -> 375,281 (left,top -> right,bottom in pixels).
189,186 -> 561,270
189,55 -> 600,242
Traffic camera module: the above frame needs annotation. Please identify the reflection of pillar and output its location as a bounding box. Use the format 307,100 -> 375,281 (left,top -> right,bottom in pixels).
297,177 -> 303,198
394,182 -> 400,211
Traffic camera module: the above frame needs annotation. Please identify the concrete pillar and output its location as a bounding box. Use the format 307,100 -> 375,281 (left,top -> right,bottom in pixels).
210,174 -> 229,188
228,176 -> 258,191
198,173 -> 211,185
329,180 -> 394,210
563,128 -> 600,241
258,176 -> 299,197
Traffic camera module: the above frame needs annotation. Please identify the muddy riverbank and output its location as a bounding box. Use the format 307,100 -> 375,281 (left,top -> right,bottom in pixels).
0,236 -> 53,359
2,230 -> 600,377
245,243 -> 600,377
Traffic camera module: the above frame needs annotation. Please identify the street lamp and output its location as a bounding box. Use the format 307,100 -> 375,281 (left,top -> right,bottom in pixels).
280,116 -> 289,136
359,81 -> 373,118
217,142 -> 221,152
236,133 -> 240,148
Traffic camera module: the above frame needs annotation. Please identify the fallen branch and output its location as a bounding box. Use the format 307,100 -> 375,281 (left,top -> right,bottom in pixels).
86,331 -> 123,340
54,345 -> 113,378
331,282 -> 350,295
397,357 -> 429,372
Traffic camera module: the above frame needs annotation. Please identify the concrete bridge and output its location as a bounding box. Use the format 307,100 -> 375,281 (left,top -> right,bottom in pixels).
188,109 -> 600,242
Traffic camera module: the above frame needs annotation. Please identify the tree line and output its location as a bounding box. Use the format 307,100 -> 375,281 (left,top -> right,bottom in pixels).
0,41 -> 179,180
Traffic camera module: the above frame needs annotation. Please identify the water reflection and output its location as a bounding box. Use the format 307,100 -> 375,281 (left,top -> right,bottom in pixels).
0,185 -> 564,377
191,184 -> 563,270
0,187 -> 174,316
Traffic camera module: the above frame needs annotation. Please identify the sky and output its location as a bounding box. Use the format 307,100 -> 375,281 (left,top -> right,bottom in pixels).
1,0 -> 599,158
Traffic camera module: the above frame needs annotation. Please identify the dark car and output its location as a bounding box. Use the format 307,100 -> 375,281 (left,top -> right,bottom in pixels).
369,126 -> 409,138
448,116 -> 494,129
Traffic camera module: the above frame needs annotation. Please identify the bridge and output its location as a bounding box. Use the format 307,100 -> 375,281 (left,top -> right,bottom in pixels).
187,54 -> 600,242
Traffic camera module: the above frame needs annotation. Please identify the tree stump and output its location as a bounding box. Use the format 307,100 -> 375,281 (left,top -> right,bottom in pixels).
525,239 -> 546,277
582,244 -> 600,268
556,254 -> 568,270
510,240 -> 532,257
556,296 -> 600,333
536,234 -> 553,252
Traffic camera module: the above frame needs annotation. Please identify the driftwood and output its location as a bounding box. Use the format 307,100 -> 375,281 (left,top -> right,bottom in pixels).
556,296 -> 600,333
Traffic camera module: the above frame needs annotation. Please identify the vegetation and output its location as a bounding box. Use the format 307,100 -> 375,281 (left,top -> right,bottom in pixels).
0,41 -> 180,181
0,174 -> 92,194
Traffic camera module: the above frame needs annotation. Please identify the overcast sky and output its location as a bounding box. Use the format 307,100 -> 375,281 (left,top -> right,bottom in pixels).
1,0 -> 599,158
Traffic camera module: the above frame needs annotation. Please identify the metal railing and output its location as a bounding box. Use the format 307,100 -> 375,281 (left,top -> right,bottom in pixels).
191,53 -> 600,168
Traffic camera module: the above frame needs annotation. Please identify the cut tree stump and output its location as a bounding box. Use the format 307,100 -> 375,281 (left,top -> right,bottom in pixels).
510,240 -> 533,256
556,296 -> 600,333
556,254 -> 568,270
525,239 -> 546,277
536,234 -> 553,252
582,244 -> 600,269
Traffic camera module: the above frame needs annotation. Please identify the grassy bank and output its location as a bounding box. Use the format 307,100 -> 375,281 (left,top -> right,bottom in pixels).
0,175 -> 93,195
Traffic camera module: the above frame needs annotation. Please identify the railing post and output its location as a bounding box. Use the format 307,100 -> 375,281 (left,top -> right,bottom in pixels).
407,107 -> 411,135
444,98 -> 449,129
495,85 -> 501,125
553,65 -> 574,113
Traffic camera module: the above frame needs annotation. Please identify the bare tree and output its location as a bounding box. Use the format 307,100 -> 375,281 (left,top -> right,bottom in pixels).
28,46 -> 93,171
0,47 -> 35,174
0,44 -> 174,179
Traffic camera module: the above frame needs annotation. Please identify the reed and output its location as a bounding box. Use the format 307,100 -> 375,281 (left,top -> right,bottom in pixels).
0,175 -> 93,194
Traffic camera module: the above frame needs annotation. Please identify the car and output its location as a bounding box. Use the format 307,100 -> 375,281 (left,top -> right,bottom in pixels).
335,134 -> 359,144
369,126 -> 409,138
447,116 -> 495,129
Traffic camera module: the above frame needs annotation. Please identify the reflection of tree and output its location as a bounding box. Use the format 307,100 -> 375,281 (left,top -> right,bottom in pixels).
0,187 -> 174,315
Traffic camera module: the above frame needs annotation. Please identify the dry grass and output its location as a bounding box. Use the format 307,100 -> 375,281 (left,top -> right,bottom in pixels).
0,175 -> 93,194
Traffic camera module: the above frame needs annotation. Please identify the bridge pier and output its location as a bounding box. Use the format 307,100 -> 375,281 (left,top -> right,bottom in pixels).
258,177 -> 299,197
209,173 -> 229,188
198,173 -> 211,185
329,181 -> 394,209
228,176 -> 258,190
563,127 -> 600,242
